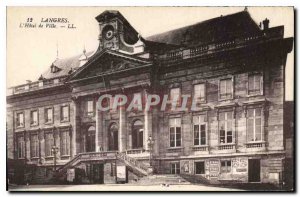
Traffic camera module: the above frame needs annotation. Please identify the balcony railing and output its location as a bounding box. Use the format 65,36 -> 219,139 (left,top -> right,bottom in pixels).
159,30 -> 282,62
192,145 -> 209,152
125,149 -> 148,155
246,141 -> 266,148
218,144 -> 235,150
9,76 -> 66,95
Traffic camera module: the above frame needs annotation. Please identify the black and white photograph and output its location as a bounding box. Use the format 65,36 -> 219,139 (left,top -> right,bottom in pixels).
5,6 -> 295,192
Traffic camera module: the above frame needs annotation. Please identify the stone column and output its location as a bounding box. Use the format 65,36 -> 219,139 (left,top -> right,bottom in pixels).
71,97 -> 80,157
144,106 -> 152,150
39,129 -> 45,163
95,96 -> 103,152
151,107 -> 159,155
119,105 -> 127,152
25,130 -> 30,161
54,127 -> 61,158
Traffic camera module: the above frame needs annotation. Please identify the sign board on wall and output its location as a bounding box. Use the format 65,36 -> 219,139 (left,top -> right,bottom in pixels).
67,168 -> 75,182
117,165 -> 126,182
209,160 -> 220,179
180,160 -> 192,174
232,157 -> 248,174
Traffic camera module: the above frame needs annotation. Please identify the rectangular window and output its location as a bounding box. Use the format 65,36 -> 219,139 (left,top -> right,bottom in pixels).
219,111 -> 233,144
195,161 -> 205,174
30,110 -> 38,126
87,100 -> 94,116
61,105 -> 69,122
30,134 -> 39,158
170,88 -> 181,107
16,112 -> 24,127
219,78 -> 233,100
17,135 -> 25,159
247,108 -> 262,142
193,115 -> 207,146
45,133 -> 54,157
248,74 -> 263,95
169,118 -> 181,147
194,83 -> 206,103
221,160 -> 231,173
170,163 -> 180,174
60,130 -> 70,156
45,108 -> 53,123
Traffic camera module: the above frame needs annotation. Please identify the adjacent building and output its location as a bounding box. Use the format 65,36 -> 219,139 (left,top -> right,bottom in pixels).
7,9 -> 294,186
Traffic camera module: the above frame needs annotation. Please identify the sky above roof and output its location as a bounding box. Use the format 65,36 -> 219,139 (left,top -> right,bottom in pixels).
7,7 -> 294,100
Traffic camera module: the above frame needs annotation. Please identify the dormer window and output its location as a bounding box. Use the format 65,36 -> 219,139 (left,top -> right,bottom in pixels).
50,64 -> 60,73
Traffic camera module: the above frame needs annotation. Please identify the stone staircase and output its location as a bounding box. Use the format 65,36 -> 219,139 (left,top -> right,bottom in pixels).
54,151 -> 152,182
116,152 -> 152,177
136,174 -> 191,185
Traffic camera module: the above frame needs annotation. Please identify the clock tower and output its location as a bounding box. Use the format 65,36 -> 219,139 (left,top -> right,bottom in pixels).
95,10 -> 145,54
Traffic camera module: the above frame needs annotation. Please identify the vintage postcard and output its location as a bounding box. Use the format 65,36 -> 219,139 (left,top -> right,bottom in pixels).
6,6 -> 294,191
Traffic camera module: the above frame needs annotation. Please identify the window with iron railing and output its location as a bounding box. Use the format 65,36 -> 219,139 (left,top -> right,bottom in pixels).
169,118 -> 181,148
247,108 -> 263,142
30,133 -> 39,158
45,132 -> 54,157
193,115 -> 207,146
17,135 -> 25,159
219,111 -> 233,144
60,130 -> 70,156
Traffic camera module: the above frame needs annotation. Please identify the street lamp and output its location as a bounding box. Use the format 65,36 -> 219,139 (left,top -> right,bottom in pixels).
51,146 -> 59,172
147,135 -> 155,167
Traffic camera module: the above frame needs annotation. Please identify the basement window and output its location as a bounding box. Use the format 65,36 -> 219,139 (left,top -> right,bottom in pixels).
195,161 -> 205,175
170,162 -> 180,174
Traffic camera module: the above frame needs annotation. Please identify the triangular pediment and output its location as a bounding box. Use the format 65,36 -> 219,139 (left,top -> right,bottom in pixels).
68,49 -> 151,82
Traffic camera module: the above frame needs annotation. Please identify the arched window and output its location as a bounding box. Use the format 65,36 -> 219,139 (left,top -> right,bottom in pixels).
86,126 -> 95,152
108,123 -> 118,151
132,120 -> 144,149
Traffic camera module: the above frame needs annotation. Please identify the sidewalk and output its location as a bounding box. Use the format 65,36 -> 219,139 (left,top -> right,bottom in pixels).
9,183 -> 244,191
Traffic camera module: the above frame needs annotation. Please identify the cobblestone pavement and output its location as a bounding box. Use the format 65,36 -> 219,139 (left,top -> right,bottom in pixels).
9,184 -> 243,191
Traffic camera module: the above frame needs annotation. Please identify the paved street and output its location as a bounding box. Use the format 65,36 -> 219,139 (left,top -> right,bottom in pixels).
9,184 -> 243,191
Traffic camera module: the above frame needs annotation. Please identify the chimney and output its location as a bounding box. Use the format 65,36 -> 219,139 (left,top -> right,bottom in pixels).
262,18 -> 270,30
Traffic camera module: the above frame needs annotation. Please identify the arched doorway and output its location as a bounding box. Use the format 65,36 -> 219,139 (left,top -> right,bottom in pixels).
86,126 -> 96,152
132,120 -> 143,149
108,123 -> 118,151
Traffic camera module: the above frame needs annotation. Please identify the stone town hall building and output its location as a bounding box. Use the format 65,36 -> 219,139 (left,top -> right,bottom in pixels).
7,10 -> 293,185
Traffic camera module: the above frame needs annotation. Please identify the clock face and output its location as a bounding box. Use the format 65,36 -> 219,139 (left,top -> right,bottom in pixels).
103,25 -> 115,40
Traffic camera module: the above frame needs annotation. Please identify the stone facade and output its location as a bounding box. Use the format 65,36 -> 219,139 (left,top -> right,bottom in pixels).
7,10 -> 293,185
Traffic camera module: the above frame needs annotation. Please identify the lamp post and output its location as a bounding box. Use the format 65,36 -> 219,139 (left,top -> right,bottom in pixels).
147,135 -> 155,167
51,146 -> 59,172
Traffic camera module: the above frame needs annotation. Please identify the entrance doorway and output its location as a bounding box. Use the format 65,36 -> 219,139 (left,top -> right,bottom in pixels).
248,159 -> 261,182
108,123 -> 118,151
86,126 -> 96,152
132,120 -> 144,149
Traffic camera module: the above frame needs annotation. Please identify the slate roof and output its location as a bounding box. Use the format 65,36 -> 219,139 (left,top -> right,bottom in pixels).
146,11 -> 261,46
41,51 -> 94,79
39,10 -> 261,81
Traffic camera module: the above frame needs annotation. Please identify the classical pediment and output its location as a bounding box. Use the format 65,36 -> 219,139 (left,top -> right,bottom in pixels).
68,49 -> 152,82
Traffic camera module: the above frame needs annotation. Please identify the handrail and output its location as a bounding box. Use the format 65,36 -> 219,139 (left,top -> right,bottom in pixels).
57,151 -> 117,172
116,152 -> 149,173
159,32 -> 282,62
